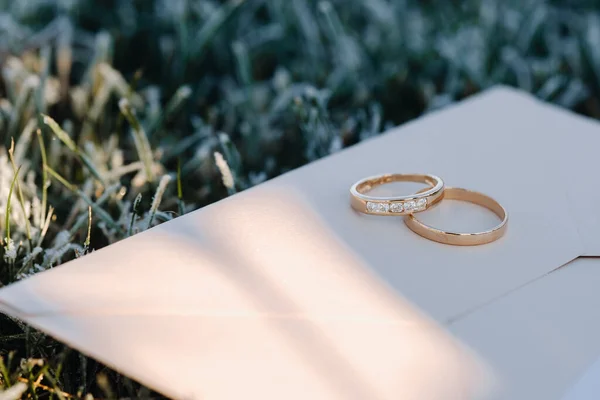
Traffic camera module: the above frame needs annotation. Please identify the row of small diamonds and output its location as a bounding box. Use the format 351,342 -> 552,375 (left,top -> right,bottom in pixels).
366,198 -> 427,213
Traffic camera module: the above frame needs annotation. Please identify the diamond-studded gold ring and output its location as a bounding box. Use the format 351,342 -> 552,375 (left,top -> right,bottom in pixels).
350,173 -> 445,216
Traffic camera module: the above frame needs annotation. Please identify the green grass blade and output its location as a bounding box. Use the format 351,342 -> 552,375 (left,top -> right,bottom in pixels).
128,193 -> 142,237
44,165 -> 76,192
8,139 -> 31,241
147,175 -> 171,229
84,206 -> 92,249
191,0 -> 246,59
4,166 -> 22,243
147,85 -> 192,138
8,76 -> 38,140
41,114 -> 105,184
0,355 -> 11,387
177,158 -> 185,216
41,367 -> 67,400
118,99 -> 155,183
36,129 -> 48,229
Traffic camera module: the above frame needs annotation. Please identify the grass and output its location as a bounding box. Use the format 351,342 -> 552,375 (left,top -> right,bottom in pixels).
2,0 -> 600,397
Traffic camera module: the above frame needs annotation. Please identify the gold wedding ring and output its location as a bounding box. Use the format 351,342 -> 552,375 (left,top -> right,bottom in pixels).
350,173 -> 444,216
404,187 -> 508,246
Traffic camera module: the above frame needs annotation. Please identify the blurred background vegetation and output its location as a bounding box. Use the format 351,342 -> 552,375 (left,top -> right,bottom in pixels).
1,0 -> 600,398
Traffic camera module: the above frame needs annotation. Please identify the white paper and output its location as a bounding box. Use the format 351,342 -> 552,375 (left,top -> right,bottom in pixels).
450,257 -> 600,400
562,354 -> 600,400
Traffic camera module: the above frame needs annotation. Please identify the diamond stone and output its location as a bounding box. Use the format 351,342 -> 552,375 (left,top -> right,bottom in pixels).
404,200 -> 416,212
416,198 -> 427,210
390,202 -> 404,213
367,201 -> 389,213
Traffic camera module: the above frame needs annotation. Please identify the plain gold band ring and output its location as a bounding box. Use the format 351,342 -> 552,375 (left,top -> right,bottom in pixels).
350,173 -> 445,216
404,187 -> 508,246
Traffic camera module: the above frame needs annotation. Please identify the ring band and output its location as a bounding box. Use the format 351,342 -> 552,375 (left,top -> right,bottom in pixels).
404,187 -> 508,246
350,174 -> 444,215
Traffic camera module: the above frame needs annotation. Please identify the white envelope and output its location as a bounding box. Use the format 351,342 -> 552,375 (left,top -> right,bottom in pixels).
451,257 -> 600,400
1,85 -> 599,399
562,339 -> 600,400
